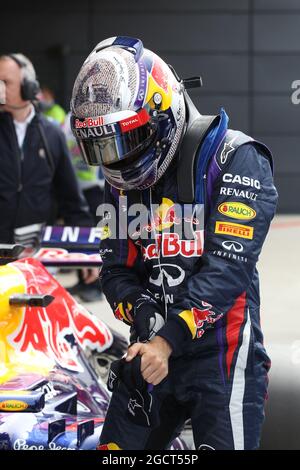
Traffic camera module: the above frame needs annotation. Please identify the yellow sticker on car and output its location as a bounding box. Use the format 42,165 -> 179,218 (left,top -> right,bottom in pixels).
0,400 -> 28,411
218,202 -> 256,220
215,221 -> 254,239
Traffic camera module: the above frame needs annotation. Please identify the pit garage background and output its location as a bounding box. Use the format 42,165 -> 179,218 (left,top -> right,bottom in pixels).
1,0 -> 300,212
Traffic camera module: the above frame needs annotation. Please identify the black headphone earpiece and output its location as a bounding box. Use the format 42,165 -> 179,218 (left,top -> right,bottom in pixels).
7,54 -> 40,101
21,76 -> 40,102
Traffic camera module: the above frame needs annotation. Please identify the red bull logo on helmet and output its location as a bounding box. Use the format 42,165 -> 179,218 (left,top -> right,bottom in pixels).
75,116 -> 105,128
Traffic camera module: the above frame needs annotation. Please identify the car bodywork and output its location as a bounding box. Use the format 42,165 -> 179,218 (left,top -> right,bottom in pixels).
0,257 -> 116,450
0,255 -> 188,450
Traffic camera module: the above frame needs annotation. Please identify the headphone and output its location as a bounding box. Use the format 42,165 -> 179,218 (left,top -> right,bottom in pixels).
7,53 -> 40,101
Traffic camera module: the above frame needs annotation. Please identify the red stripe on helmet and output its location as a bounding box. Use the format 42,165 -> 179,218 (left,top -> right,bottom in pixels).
119,108 -> 150,133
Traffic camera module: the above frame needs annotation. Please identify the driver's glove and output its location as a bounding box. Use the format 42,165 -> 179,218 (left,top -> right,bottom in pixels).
130,294 -> 165,343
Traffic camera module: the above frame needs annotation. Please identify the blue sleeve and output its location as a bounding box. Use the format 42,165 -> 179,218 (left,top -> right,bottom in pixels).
157,144 -> 278,353
100,183 -> 153,324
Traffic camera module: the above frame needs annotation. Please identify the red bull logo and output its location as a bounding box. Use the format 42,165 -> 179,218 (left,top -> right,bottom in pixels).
75,116 -> 105,128
8,259 -> 112,372
136,198 -> 200,236
152,205 -> 179,232
142,231 -> 203,260
150,198 -> 179,232
192,302 -> 223,338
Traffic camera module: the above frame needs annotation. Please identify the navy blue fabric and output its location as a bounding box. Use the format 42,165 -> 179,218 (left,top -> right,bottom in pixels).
99,112 -> 278,449
157,143 -> 278,354
99,316 -> 269,449
100,119 -> 278,354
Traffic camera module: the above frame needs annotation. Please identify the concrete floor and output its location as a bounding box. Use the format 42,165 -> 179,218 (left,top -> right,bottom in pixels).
60,214 -> 300,350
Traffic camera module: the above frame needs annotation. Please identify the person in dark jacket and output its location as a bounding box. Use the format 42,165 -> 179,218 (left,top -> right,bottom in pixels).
70,36 -> 278,450
0,53 -> 92,244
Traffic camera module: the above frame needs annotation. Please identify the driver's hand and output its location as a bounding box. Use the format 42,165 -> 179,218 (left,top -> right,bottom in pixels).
125,336 -> 172,385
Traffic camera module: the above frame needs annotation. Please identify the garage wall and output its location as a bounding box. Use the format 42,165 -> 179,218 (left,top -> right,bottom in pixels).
1,0 -> 299,212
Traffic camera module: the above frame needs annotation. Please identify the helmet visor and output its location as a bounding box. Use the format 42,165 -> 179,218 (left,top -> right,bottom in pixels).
71,109 -> 157,166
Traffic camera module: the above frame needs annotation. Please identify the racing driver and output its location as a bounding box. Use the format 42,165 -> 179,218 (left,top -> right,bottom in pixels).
70,36 -> 278,450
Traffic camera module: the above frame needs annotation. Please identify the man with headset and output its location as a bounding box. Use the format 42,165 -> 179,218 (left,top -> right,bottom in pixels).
0,53 -> 92,244
71,37 -> 278,450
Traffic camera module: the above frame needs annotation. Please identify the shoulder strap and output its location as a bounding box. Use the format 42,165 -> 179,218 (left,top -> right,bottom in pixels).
177,114 -> 219,203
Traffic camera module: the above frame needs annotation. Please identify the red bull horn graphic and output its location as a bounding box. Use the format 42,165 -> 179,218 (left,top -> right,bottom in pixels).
192,302 -> 223,338
149,198 -> 201,234
151,57 -> 169,93
7,259 -> 112,373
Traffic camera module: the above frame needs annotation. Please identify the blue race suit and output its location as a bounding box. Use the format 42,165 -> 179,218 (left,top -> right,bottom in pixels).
98,109 -> 278,450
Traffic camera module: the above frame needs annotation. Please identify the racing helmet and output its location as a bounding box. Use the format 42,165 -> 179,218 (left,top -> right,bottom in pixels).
70,36 -> 186,190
